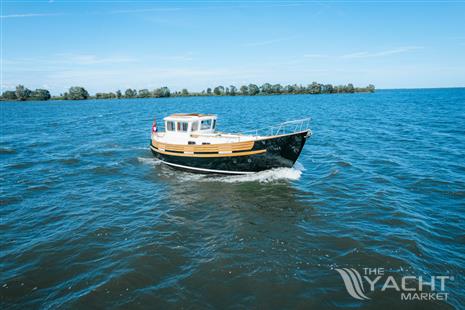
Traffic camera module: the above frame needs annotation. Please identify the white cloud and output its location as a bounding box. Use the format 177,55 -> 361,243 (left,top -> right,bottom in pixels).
0,13 -> 61,19
341,46 -> 424,59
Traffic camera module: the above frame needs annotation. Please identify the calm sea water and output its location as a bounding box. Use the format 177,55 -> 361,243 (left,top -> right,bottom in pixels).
1,89 -> 464,309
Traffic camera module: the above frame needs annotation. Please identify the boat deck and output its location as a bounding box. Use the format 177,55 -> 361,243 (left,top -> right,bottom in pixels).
153,132 -> 263,145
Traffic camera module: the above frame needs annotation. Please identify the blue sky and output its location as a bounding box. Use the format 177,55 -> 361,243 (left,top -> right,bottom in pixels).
2,0 -> 465,94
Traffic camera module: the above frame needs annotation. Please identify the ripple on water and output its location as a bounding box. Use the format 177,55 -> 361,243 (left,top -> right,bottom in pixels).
7,162 -> 35,170
26,185 -> 51,192
57,158 -> 80,165
0,147 -> 17,155
0,196 -> 23,206
87,164 -> 122,176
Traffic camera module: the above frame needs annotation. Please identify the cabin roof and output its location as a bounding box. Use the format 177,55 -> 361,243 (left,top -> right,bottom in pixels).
164,113 -> 217,121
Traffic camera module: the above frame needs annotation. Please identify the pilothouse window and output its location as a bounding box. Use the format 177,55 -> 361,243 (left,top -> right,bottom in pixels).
191,121 -> 199,131
166,121 -> 175,131
201,119 -> 212,130
177,122 -> 189,132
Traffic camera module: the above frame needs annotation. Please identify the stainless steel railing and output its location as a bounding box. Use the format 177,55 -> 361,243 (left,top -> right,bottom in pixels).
238,118 -> 312,137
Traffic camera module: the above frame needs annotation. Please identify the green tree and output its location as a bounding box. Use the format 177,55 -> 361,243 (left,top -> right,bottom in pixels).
159,87 -> 171,97
15,85 -> 32,101
153,87 -> 170,98
309,82 -> 322,94
291,84 -> 299,93
284,84 -> 294,94
125,88 -> 136,98
138,89 -> 150,98
181,88 -> 189,96
322,84 -> 334,94
248,84 -> 259,96
230,85 -> 237,96
2,90 -> 17,100
213,86 -> 224,95
240,85 -> 248,95
152,88 -> 162,97
67,86 -> 89,100
206,88 -> 212,95
116,90 -> 122,99
271,84 -> 283,94
31,89 -> 51,100
152,88 -> 161,98
367,84 -> 375,93
347,83 -> 355,93
260,83 -> 272,94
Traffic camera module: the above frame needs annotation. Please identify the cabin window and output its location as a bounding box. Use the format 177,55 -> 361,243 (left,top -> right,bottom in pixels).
191,121 -> 199,132
177,122 -> 189,132
166,121 -> 175,131
212,119 -> 216,129
201,119 -> 212,130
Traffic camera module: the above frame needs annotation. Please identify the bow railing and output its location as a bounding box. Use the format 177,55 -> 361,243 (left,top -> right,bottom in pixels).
238,118 -> 311,137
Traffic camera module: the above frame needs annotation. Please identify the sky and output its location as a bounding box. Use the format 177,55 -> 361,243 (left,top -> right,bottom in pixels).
1,0 -> 465,95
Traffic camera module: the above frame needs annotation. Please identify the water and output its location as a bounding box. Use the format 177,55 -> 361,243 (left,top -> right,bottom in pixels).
1,89 -> 464,309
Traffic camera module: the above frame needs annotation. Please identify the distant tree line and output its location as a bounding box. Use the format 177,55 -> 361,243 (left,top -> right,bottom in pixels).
1,82 -> 375,101
0,85 -> 89,101
1,85 -> 52,101
201,82 -> 375,96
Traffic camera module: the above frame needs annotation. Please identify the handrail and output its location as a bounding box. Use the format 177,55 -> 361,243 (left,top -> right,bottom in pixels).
238,117 -> 311,137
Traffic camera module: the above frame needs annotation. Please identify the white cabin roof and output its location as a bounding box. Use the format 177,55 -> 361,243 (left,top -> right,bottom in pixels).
163,113 -> 216,122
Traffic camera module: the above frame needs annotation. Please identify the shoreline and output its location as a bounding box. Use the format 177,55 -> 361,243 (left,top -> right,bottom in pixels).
1,82 -> 375,102
1,91 -> 375,103
3,87 -> 465,103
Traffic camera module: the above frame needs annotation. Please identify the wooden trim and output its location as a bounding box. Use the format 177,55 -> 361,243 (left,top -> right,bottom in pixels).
150,145 -> 266,158
152,140 -> 254,153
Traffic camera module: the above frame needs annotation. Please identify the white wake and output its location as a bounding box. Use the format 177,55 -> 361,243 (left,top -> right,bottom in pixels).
139,156 -> 305,183
137,157 -> 162,166
211,167 -> 303,183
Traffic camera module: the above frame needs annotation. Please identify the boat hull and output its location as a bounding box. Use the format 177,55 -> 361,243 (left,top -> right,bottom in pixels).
150,131 -> 309,174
